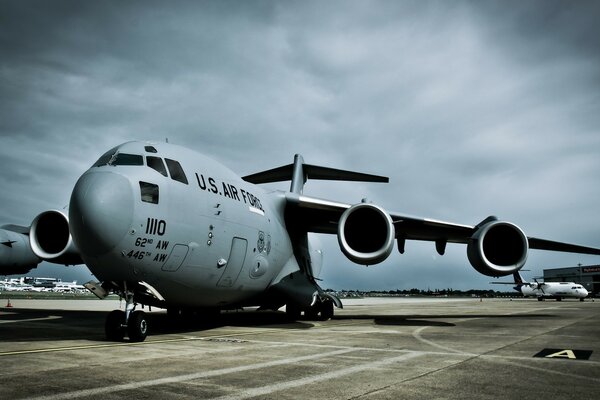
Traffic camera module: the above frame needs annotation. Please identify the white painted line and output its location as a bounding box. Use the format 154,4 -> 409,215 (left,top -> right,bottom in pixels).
0,316 -> 61,324
412,326 -> 476,356
26,348 -> 356,400
211,351 -> 425,400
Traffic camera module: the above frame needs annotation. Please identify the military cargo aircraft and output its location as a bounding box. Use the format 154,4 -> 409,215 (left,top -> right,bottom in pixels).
2,141 -> 600,341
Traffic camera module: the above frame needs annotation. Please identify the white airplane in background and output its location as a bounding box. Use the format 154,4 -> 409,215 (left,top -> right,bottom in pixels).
493,272 -> 589,301
2,141 -> 600,342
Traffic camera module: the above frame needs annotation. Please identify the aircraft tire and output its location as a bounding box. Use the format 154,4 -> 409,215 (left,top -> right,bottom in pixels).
320,300 -> 334,321
304,306 -> 319,320
105,310 -> 125,341
128,310 -> 149,342
285,303 -> 301,321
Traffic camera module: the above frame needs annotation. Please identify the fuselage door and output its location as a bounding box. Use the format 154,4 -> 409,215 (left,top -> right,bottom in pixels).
217,237 -> 247,287
161,244 -> 189,272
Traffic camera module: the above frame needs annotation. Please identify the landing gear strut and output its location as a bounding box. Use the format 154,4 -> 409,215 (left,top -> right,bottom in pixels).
286,299 -> 335,321
105,289 -> 148,342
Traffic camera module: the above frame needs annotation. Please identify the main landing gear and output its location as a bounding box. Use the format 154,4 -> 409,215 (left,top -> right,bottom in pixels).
286,298 -> 334,321
105,291 -> 149,342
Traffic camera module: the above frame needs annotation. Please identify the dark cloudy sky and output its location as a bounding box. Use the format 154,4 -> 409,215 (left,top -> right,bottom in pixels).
1,0 -> 599,290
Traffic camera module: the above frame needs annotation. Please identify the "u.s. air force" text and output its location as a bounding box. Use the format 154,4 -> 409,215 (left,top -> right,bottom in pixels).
195,173 -> 264,211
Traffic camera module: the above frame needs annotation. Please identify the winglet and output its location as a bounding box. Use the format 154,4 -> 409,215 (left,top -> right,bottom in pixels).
242,154 -> 389,194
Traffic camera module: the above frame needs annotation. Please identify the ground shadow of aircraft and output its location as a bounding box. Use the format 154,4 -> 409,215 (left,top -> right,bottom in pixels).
0,308 -> 314,343
333,313 -> 555,327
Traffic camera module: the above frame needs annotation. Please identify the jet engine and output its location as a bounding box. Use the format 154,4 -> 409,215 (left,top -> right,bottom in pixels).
467,219 -> 528,277
29,210 -> 82,265
337,203 -> 395,265
0,227 -> 41,274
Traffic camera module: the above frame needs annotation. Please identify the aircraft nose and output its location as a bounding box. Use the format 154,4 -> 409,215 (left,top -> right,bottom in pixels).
69,171 -> 134,257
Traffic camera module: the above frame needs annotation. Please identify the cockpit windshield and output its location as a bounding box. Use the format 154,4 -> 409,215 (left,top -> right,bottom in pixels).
93,148 -> 143,167
92,147 -> 188,184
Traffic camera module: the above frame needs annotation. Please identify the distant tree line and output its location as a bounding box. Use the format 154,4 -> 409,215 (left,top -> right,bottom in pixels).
325,288 -> 517,297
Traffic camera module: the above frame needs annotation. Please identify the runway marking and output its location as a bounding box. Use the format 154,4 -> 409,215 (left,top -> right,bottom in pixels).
0,320 -> 365,357
412,326 -> 475,355
25,348 -> 357,400
208,351 -> 424,400
484,356 -> 600,383
0,315 -> 61,324
0,325 -> 300,357
410,305 -> 568,356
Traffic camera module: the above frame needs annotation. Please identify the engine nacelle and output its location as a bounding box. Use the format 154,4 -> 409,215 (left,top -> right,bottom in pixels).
30,210 -> 82,265
337,203 -> 395,265
0,228 -> 41,275
467,219 -> 528,277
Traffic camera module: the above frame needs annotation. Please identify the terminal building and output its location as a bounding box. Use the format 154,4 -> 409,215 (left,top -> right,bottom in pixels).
543,264 -> 600,295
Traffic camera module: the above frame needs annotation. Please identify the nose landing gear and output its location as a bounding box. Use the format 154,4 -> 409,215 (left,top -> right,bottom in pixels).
105,290 -> 148,342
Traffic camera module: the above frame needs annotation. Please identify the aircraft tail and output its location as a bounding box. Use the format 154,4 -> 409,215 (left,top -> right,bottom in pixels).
512,271 -> 526,293
490,271 -> 527,293
242,154 -> 388,194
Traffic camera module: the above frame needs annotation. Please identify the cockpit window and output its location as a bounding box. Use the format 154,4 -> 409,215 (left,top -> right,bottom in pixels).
139,182 -> 159,204
165,158 -> 188,184
92,147 -> 119,167
111,153 -> 144,166
147,156 -> 168,177
93,149 -> 143,167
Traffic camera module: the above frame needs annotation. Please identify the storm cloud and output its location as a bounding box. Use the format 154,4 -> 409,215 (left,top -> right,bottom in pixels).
1,0 -> 599,289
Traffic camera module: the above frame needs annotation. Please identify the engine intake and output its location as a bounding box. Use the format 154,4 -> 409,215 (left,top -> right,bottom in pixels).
30,210 -> 81,265
467,219 -> 528,277
337,203 -> 395,265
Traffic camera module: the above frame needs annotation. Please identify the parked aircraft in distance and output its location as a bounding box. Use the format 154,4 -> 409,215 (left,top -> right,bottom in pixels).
2,141 -> 600,341
492,272 -> 589,301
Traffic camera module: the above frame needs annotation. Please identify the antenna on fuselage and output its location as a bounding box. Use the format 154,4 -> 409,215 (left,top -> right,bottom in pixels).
165,138 -> 169,143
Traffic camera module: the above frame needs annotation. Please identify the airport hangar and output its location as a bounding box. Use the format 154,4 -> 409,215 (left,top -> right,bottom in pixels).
544,264 -> 600,295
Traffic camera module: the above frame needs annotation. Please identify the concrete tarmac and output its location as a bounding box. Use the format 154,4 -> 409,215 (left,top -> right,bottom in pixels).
0,297 -> 598,400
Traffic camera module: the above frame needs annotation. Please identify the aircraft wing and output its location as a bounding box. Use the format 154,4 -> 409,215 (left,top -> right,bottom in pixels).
248,155 -> 599,274
1,224 -> 30,235
285,193 -> 600,255
527,237 -> 600,256
287,193 -> 471,241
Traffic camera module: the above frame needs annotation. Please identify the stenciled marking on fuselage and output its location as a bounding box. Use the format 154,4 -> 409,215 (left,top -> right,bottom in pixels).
145,218 -> 167,236
130,237 -> 171,263
195,173 -> 264,211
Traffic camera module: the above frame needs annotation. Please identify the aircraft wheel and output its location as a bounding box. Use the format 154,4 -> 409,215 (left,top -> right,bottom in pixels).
580,298 -> 585,302
556,297 -> 562,302
304,306 -> 319,320
320,300 -> 334,321
537,297 -> 544,301
105,310 -> 125,341
285,303 -> 301,321
128,310 -> 149,342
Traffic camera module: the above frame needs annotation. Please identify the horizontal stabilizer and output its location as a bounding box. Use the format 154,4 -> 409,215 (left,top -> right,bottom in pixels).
243,154 -> 388,194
